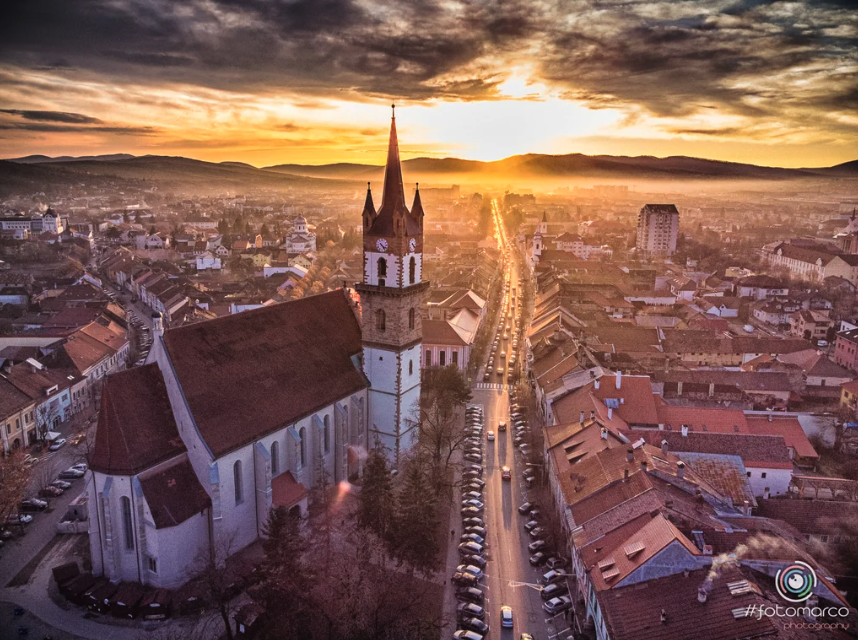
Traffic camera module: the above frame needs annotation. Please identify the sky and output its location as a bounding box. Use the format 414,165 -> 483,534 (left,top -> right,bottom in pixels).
0,0 -> 856,168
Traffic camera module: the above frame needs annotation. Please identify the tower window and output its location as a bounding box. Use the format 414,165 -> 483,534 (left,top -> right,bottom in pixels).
408,308 -> 415,330
324,415 -> 331,453
409,257 -> 416,284
376,309 -> 386,332
409,360 -> 413,375
234,460 -> 243,505
377,257 -> 387,278
120,496 -> 134,551
425,349 -> 432,366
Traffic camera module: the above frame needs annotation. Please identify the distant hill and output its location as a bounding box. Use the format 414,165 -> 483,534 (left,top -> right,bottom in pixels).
0,155 -> 350,197
266,153 -> 858,181
7,153 -> 136,164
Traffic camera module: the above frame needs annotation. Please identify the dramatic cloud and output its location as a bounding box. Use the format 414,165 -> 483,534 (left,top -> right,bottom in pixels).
0,0 -> 855,165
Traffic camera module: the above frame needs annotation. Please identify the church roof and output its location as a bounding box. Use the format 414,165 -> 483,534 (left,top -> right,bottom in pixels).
139,456 -> 211,528
367,108 -> 421,237
163,290 -> 366,458
90,364 -> 186,475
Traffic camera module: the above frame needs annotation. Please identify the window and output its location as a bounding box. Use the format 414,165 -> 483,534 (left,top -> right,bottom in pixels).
146,556 -> 158,573
377,257 -> 387,278
440,351 -> 446,367
299,427 -> 307,468
452,351 -> 458,366
271,441 -> 280,476
761,472 -> 767,479
120,496 -> 134,551
234,461 -> 243,504
408,308 -> 415,330
409,360 -> 413,375
425,349 -> 432,366
747,471 -> 752,477
375,309 -> 386,332
409,257 -> 416,284
324,415 -> 331,454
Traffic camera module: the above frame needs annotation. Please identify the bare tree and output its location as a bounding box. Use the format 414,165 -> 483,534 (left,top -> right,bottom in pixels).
33,459 -> 60,494
0,451 -> 32,532
190,529 -> 246,640
35,402 -> 60,443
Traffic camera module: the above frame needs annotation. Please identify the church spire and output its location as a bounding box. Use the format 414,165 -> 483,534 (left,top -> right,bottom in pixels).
362,181 -> 376,232
378,104 -> 407,220
411,182 -> 424,228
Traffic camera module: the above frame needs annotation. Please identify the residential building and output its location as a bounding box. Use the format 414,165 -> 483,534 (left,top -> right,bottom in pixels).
635,204 -> 679,257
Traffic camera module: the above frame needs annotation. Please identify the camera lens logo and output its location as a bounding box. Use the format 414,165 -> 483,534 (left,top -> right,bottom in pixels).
776,561 -> 817,602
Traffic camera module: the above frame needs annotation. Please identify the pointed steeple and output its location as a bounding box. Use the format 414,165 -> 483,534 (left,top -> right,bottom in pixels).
368,105 -> 420,238
411,182 -> 424,228
362,181 -> 376,232
379,104 -> 407,219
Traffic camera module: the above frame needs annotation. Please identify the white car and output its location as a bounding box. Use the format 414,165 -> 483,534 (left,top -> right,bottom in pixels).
70,463 -> 88,473
487,431 -> 495,441
48,438 -> 67,451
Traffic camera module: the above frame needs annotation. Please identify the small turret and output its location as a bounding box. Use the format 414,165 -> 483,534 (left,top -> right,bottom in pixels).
411,182 -> 424,231
362,182 -> 376,232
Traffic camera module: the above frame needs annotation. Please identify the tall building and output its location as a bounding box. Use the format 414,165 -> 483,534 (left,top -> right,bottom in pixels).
636,204 -> 679,257
356,106 -> 428,466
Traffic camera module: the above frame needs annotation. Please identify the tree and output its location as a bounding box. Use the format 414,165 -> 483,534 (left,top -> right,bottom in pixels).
357,445 -> 395,539
391,457 -> 439,575
260,223 -> 270,238
416,365 -> 473,487
35,403 -> 60,442
0,451 -> 32,533
192,531 -> 246,640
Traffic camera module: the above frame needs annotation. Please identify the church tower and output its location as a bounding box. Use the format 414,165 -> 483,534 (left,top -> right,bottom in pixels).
356,106 -> 428,466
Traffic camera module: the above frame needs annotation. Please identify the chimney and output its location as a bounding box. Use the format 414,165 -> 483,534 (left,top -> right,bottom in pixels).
708,382 -> 715,398
608,407 -> 613,420
677,461 -> 685,479
743,499 -> 750,514
152,312 -> 164,337
594,378 -> 600,390
677,381 -> 683,396
624,468 -> 629,481
767,414 -> 773,422
681,425 -> 688,437
661,439 -> 669,455
600,427 -> 608,440
697,588 -> 708,604
626,448 -> 634,462
660,609 -> 668,624
580,410 -> 585,424
590,410 -> 595,421
641,460 -> 648,471
616,370 -> 622,390
658,423 -> 665,431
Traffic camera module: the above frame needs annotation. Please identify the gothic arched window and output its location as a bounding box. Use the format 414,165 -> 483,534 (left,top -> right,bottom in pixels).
376,309 -> 386,332
271,441 -> 280,476
408,307 -> 415,330
409,257 -> 416,284
324,415 -> 331,453
377,257 -> 387,278
120,496 -> 134,550
299,427 -> 307,468
234,460 -> 243,504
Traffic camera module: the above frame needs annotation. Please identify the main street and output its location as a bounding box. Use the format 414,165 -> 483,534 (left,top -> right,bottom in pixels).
443,201 -> 569,639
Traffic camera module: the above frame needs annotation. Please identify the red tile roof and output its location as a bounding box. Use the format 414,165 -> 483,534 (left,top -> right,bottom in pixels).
745,416 -> 818,460
655,405 -> 749,433
90,364 -> 186,475
638,431 -> 793,469
139,456 -> 211,528
755,498 -> 858,535
272,470 -> 309,508
422,319 -> 468,346
164,290 -> 366,458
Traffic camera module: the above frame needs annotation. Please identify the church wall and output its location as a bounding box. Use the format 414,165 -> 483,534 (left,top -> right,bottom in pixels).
90,471 -> 142,584
364,250 -> 401,287
139,496 -> 210,589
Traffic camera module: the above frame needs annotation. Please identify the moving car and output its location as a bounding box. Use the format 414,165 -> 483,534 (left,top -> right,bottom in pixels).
500,606 -> 514,628
49,438 -> 67,451
498,421 -> 507,431
501,467 -> 511,480
487,431 -> 495,441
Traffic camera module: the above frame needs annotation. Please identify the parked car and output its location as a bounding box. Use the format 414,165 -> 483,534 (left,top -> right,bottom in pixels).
464,526 -> 487,538
528,540 -> 547,554
51,480 -> 72,490
59,468 -> 85,479
458,541 -> 484,556
456,586 -> 484,604
543,595 -> 572,615
453,630 -> 483,640
39,486 -> 63,498
463,491 -> 482,501
452,572 -> 479,588
529,527 -> 546,539
456,564 -> 483,579
20,498 -> 48,512
460,533 -> 484,545
49,438 -> 67,451
457,602 -> 485,620
460,616 -> 489,635
541,583 -> 569,601
465,478 -> 485,488
462,499 -> 484,510
546,556 -> 569,570
543,569 -> 568,584
529,552 -> 547,566
524,519 -> 539,531
463,482 -> 484,494
3,513 -> 33,525
464,453 -> 482,463
463,517 -> 485,528
461,506 -> 482,517
518,501 -> 534,514
462,554 -> 486,569
71,463 -> 88,473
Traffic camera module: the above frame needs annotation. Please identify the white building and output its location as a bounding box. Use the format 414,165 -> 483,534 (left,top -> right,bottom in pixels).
635,204 -> 679,257
284,216 -> 317,253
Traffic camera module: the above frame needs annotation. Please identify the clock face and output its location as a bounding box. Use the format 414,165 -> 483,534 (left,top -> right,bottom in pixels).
376,238 -> 388,252
409,238 -> 416,252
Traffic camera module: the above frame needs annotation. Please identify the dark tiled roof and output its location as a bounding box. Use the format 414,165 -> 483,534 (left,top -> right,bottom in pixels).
90,364 -> 186,475
139,456 -> 211,528
756,498 -> 858,535
423,319 -> 468,346
164,290 -> 365,458
640,431 -> 793,468
641,204 -> 679,215
0,377 -> 33,416
367,114 -> 421,238
598,567 -> 774,640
